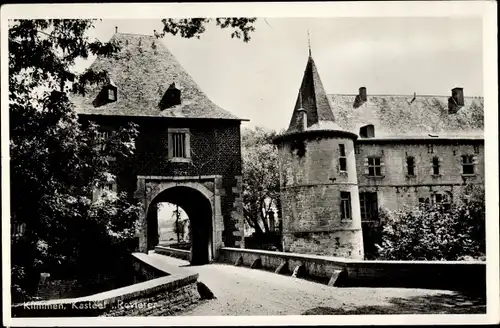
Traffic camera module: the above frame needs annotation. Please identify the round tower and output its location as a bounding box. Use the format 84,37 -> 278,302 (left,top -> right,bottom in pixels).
273,55 -> 364,260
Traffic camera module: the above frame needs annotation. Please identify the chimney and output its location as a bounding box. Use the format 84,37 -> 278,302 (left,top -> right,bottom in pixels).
359,124 -> 375,138
448,87 -> 464,114
296,108 -> 308,132
353,87 -> 367,108
359,87 -> 367,102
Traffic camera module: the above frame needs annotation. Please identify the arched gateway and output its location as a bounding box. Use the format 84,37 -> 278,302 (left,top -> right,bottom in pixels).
134,175 -> 243,264
71,32 -> 246,264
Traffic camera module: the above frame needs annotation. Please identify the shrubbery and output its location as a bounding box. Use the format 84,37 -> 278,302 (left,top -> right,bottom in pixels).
375,183 -> 485,261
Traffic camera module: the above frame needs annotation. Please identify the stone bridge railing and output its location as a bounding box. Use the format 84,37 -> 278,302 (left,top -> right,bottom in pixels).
218,247 -> 486,292
12,253 -> 200,317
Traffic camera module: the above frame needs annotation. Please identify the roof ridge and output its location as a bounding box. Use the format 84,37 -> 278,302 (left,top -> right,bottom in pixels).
329,93 -> 483,98
114,32 -> 156,37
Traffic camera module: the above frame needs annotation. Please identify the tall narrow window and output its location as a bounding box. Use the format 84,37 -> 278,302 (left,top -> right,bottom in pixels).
365,157 -> 384,177
473,144 -> 480,154
360,192 -> 378,221
432,156 -> 441,175
462,155 -> 475,175
168,128 -> 191,162
97,131 -> 110,151
172,133 -> 186,158
427,144 -> 434,154
340,192 -> 352,220
406,156 -> 415,176
339,144 -> 347,172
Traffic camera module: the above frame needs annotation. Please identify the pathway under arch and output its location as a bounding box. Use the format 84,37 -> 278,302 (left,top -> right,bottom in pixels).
147,185 -> 213,265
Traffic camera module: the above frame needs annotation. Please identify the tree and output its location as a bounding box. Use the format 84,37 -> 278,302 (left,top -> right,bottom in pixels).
375,183 -> 485,261
156,18 -> 257,43
9,18 -> 257,303
241,127 -> 280,236
171,206 -> 189,243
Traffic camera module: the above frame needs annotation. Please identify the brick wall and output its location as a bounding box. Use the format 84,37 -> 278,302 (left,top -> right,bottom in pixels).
81,115 -> 244,254
12,253 -> 201,317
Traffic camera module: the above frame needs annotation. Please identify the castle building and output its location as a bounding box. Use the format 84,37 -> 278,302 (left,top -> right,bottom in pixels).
72,32 -> 247,264
275,51 -> 484,259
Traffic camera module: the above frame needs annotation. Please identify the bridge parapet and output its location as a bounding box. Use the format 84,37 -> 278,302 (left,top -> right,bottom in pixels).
218,247 -> 486,291
12,253 -> 200,317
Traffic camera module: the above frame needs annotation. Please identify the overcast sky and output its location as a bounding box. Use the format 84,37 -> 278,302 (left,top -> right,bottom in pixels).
77,17 -> 483,131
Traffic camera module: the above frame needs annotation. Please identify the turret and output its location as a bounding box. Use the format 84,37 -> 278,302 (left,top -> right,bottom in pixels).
273,54 -> 364,259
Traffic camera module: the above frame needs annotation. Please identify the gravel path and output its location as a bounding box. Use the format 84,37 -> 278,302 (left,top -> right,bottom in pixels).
148,253 -> 486,315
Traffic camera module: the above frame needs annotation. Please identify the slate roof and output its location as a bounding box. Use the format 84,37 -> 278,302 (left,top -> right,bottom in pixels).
286,55 -> 347,134
72,33 -> 243,121
328,94 -> 484,138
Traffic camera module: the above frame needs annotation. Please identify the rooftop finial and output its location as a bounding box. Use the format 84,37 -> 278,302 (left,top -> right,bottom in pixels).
307,29 -> 311,57
115,26 -> 118,34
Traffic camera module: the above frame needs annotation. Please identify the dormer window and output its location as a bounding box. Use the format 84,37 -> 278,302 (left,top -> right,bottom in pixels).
92,78 -> 117,107
160,83 -> 181,109
108,87 -> 116,101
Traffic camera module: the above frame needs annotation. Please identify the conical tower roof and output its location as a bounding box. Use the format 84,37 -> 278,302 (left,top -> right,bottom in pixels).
286,55 -> 348,133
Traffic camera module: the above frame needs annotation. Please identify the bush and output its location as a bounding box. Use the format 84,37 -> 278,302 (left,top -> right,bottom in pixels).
375,184 -> 485,261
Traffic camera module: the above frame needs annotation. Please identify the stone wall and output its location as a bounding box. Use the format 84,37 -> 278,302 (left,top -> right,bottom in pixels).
218,247 -> 486,291
277,135 -> 363,259
356,139 -> 484,211
155,245 -> 191,261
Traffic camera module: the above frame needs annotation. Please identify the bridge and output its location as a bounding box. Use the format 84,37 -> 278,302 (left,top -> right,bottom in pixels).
148,251 -> 485,316
13,246 -> 486,317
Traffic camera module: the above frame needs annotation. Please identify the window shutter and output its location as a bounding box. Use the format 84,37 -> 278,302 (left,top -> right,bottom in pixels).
429,160 -> 434,175
472,155 -> 478,165
167,132 -> 173,158
185,132 -> 191,159
380,157 -> 385,175
363,157 -> 369,175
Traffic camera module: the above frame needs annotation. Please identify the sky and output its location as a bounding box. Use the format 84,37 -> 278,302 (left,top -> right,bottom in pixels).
77,17 -> 483,131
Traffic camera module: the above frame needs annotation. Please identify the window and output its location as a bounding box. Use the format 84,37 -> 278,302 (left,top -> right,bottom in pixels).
108,88 -> 116,101
12,222 -> 26,237
432,156 -> 441,175
406,156 -> 415,176
360,192 -> 378,221
168,128 -> 191,162
339,144 -> 347,172
97,131 -> 110,151
427,144 -> 434,154
419,197 -> 430,208
172,133 -> 186,158
462,155 -> 475,175
340,192 -> 352,220
104,183 -> 114,191
432,193 -> 451,211
473,144 -> 480,154
364,157 -> 384,177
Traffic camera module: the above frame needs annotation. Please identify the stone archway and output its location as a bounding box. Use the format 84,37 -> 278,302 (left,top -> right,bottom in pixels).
148,185 -> 213,264
135,177 -> 225,264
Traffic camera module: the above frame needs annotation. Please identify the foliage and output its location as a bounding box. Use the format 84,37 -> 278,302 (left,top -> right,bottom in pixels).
241,127 -> 280,236
156,17 -> 257,42
375,183 -> 485,261
10,18 -> 256,302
